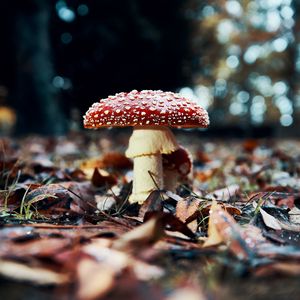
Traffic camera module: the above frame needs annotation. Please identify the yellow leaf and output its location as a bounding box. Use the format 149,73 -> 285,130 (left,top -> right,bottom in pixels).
203,200 -> 223,247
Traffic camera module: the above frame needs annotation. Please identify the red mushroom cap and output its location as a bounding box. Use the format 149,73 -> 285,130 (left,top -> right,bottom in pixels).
83,90 -> 209,129
162,146 -> 192,176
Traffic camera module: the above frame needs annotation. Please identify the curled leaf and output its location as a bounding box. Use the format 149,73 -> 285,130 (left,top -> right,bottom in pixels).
0,260 -> 68,285
77,258 -> 115,300
203,200 -> 223,247
112,217 -> 164,252
176,197 -> 202,224
259,207 -> 282,230
91,168 -> 117,187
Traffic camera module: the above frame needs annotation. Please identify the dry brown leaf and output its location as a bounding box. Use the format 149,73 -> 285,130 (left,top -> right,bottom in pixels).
176,197 -> 202,224
278,221 -> 300,232
132,260 -> 164,280
203,200 -> 223,247
256,204 -> 300,232
0,259 -> 68,285
80,153 -> 132,178
203,201 -> 262,260
209,184 -> 240,201
196,150 -> 211,164
195,169 -> 215,182
77,258 -> 115,300
243,139 -> 259,152
83,239 -> 164,280
112,217 -> 164,252
148,212 -> 196,239
255,262 -> 300,277
23,181 -> 96,215
201,202 -> 241,217
91,168 -> 117,187
0,237 -> 72,258
80,158 -> 105,176
95,195 -> 116,211
83,240 -> 128,272
187,220 -> 199,233
166,286 -> 206,300
289,207 -> 300,225
139,190 -> 163,220
259,207 -> 282,230
277,195 -> 296,209
102,152 -> 133,169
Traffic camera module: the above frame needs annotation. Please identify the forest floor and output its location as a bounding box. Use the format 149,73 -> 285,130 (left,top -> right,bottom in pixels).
0,130 -> 300,300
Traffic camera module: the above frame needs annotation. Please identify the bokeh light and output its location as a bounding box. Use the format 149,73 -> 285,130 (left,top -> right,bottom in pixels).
77,4 -> 89,16
190,0 -> 298,128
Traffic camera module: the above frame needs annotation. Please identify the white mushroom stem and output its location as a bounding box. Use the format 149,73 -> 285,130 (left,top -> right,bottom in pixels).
126,126 -> 179,204
130,154 -> 163,204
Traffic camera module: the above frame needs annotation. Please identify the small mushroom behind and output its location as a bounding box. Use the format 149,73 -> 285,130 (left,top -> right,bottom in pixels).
162,146 -> 193,193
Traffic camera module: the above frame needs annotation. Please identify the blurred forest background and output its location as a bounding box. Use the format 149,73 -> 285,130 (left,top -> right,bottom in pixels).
0,0 -> 299,136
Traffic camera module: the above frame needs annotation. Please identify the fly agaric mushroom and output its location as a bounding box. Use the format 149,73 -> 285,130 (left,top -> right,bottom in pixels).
83,90 -> 209,203
162,146 -> 193,192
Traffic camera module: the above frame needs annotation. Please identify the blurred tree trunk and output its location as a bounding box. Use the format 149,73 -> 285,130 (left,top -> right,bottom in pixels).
15,0 -> 66,135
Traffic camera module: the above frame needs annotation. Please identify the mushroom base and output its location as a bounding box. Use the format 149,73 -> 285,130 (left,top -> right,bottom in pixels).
129,154 -> 163,204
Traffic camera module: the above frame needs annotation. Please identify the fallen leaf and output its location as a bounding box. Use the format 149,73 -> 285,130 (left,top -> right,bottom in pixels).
102,152 -> 133,169
166,283 -> 206,300
0,237 -> 72,258
26,193 -> 58,208
201,202 -> 241,217
203,200 -> 223,247
243,139 -> 259,152
176,197 -> 202,224
139,190 -> 163,220
91,168 -> 117,187
255,262 -> 300,277
112,217 -> 164,252
289,207 -> 300,224
77,258 -> 115,300
203,201 -> 263,260
21,181 -> 96,215
208,184 -> 240,201
196,150 -> 211,164
277,195 -> 297,209
0,260 -> 68,285
256,204 -> 300,232
195,169 -> 215,182
142,210 -> 197,239
257,244 -> 300,259
95,195 -> 116,211
259,207 -> 282,230
83,239 -> 164,280
278,221 -> 300,232
132,260 -> 164,280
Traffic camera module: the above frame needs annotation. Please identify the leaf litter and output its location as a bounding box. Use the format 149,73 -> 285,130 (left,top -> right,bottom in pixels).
1,134 -> 300,299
